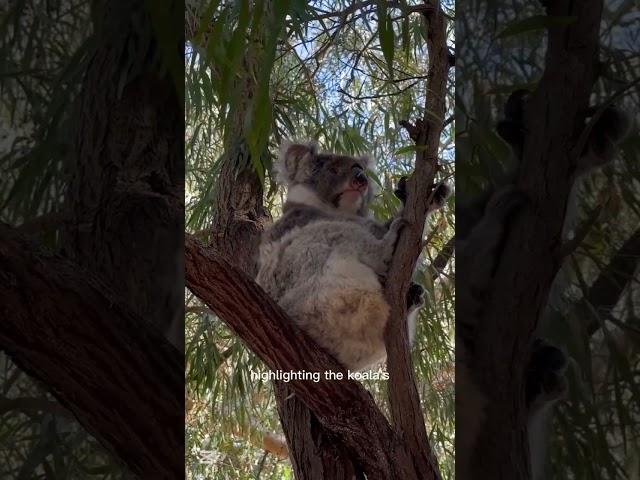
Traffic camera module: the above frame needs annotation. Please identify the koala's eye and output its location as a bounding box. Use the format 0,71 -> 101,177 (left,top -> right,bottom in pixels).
351,163 -> 362,171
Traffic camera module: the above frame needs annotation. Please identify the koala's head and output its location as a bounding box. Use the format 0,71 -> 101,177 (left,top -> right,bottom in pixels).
276,141 -> 374,216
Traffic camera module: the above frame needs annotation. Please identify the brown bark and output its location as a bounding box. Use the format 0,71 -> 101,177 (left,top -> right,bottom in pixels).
474,1 -> 605,477
0,224 -> 183,479
185,236 -> 429,479
431,236 -> 455,281
275,382 -> 358,480
383,2 -> 450,479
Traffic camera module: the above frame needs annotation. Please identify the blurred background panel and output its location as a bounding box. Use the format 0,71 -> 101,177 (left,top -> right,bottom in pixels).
0,0 -> 184,478
456,0 -> 639,478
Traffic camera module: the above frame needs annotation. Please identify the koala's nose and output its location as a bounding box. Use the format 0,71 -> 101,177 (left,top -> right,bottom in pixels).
352,170 -> 368,189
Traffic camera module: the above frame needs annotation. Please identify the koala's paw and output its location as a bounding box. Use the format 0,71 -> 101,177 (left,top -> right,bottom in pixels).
407,282 -> 425,310
428,182 -> 451,211
526,339 -> 569,410
394,176 -> 408,204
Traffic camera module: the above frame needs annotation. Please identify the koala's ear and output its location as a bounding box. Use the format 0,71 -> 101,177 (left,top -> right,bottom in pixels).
276,141 -> 318,185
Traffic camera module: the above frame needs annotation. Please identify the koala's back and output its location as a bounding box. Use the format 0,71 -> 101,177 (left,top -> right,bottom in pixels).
257,210 -> 390,370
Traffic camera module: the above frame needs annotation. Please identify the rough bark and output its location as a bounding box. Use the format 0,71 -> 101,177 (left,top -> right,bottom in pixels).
383,2 -> 450,479
431,236 -> 455,281
0,224 -> 183,479
185,237 -> 431,479
275,382 -> 358,480
474,1 -> 605,477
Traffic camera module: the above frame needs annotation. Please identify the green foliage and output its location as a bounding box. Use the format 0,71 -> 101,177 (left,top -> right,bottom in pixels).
185,1 -> 455,478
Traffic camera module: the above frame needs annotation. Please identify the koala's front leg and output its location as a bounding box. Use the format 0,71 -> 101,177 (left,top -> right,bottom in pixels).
359,217 -> 408,277
364,218 -> 390,239
406,283 -> 425,344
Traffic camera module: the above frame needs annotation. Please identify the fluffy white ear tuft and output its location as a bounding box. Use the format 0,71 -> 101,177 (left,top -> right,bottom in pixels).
275,140 -> 318,185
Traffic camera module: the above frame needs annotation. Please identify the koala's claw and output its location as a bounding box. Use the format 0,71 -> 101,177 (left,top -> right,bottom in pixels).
396,177 -> 451,211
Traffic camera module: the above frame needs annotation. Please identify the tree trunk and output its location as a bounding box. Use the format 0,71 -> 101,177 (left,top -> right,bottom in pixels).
383,3 -> 449,478
275,382 -> 357,480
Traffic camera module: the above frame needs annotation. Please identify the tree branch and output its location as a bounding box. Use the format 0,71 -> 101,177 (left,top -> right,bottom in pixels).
185,234 -> 425,479
0,223 -> 183,479
382,1 -> 451,479
338,81 -> 419,101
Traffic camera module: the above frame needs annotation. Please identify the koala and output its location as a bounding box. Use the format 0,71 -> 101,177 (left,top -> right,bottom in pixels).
455,87 -> 629,479
256,141 -> 450,371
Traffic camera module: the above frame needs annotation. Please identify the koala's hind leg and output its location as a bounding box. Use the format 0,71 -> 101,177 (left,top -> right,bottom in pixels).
406,282 -> 425,344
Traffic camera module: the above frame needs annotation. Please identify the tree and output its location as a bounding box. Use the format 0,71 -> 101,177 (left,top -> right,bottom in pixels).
184,0 -> 455,478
